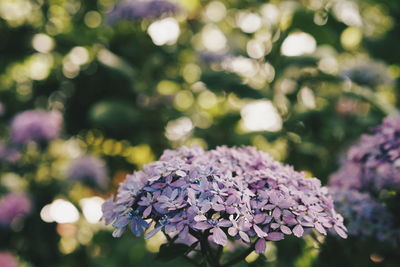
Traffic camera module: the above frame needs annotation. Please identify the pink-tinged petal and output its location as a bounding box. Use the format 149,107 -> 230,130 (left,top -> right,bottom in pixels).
143,206 -> 152,218
334,225 -> 348,239
254,214 -> 266,224
314,222 -> 327,235
255,239 -> 266,254
212,227 -> 228,246
272,208 -> 281,219
193,222 -> 212,230
270,223 -> 280,229
218,220 -> 232,228
264,204 -> 275,210
164,224 -> 176,233
226,195 -> 236,205
239,231 -> 250,243
254,224 -> 268,238
293,224 -> 304,237
228,227 -> 238,237
213,204 -> 225,211
171,179 -> 186,187
280,225 -> 292,235
194,214 -> 207,222
266,232 -> 284,241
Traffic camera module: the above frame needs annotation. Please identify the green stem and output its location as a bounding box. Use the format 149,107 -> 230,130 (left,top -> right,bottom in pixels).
220,240 -> 258,267
345,85 -> 399,116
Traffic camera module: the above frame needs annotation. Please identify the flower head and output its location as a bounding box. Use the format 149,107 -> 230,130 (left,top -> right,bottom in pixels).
103,146 -> 346,253
0,252 -> 18,267
330,189 -> 400,245
67,156 -> 108,188
10,110 -> 62,145
0,142 -> 21,164
330,115 -> 400,192
0,193 -> 31,227
341,59 -> 393,88
107,0 -> 180,23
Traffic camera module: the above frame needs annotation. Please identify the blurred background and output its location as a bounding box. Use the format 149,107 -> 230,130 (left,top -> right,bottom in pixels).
0,0 -> 399,266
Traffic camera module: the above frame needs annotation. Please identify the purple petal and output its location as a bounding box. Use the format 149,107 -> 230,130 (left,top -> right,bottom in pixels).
280,225 -> 292,235
254,224 -> 268,238
293,224 -> 304,237
212,227 -> 228,246
193,222 -> 212,230
255,238 -> 266,254
143,206 -> 152,217
334,225 -> 348,239
266,232 -> 284,241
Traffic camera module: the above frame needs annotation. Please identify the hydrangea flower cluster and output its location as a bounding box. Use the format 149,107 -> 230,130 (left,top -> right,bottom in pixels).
107,0 -> 180,23
103,146 -> 347,256
329,115 -> 400,244
0,142 -> 21,164
330,115 -> 400,192
330,189 -> 399,244
67,156 -> 108,188
0,252 -> 18,267
341,59 -> 393,88
10,110 -> 62,146
0,193 -> 31,227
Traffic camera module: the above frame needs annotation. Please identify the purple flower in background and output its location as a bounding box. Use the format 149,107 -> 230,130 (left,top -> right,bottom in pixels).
341,59 -> 393,88
0,193 -> 31,227
330,115 -> 400,192
67,156 -> 108,188
330,189 -> 400,245
10,110 -> 62,145
107,0 -> 180,23
0,252 -> 18,267
102,146 -> 347,254
0,142 -> 21,164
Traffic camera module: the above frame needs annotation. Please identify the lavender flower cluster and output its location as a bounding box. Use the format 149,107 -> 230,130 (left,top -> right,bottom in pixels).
329,115 -> 400,244
0,252 -> 18,267
10,110 -> 62,146
330,115 -> 400,192
330,189 -> 399,244
0,193 -> 31,227
341,59 -> 393,88
67,156 -> 108,188
107,0 -> 180,23
103,146 -> 347,254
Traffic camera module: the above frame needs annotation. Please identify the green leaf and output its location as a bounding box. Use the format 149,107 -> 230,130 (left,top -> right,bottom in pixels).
155,243 -> 191,262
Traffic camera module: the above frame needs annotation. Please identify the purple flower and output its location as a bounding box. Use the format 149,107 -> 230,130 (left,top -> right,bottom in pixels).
107,0 -> 180,23
10,110 -> 62,145
341,59 -> 393,88
329,188 -> 399,244
0,252 -> 18,267
0,142 -> 21,164
0,193 -> 31,227
330,115 -> 400,192
67,156 -> 108,188
102,146 -> 347,254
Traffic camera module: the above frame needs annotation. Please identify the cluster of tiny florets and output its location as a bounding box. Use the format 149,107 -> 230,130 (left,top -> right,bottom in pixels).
330,115 -> 400,192
107,0 -> 180,23
0,193 -> 31,227
329,115 -> 400,244
10,110 -> 62,145
330,188 -> 399,244
67,156 -> 108,188
103,146 -> 347,253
